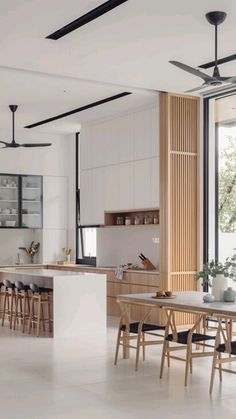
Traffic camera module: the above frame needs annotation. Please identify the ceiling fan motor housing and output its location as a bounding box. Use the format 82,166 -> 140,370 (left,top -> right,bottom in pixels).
205,11 -> 227,26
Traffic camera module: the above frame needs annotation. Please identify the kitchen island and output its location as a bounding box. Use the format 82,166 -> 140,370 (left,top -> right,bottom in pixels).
0,268 -> 106,338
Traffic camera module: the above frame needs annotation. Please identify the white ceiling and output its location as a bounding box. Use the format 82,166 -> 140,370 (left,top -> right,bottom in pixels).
0,0 -> 236,134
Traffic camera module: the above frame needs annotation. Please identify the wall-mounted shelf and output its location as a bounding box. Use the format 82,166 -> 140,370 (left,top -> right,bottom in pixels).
0,173 -> 43,229
104,208 -> 159,227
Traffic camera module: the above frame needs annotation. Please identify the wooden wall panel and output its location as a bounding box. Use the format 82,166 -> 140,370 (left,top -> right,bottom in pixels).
160,93 -> 200,325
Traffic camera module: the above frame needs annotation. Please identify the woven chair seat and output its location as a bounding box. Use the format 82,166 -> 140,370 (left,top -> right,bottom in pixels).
166,330 -> 215,344
216,341 -> 236,355
120,322 -> 165,334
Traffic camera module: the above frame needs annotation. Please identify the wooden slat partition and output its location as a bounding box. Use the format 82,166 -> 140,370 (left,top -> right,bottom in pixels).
160,92 -> 200,325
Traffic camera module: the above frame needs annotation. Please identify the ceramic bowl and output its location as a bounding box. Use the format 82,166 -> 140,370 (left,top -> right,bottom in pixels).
203,294 -> 215,303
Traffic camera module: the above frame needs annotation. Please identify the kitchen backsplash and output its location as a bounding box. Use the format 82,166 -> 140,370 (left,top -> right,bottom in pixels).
97,225 -> 159,268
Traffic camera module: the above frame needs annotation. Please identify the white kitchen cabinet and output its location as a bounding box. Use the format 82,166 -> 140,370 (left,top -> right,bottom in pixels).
134,159 -> 152,209
133,107 -> 158,160
91,167 -> 105,224
118,115 -> 134,163
80,168 -> 105,225
105,165 -> 120,211
119,162 -> 134,210
80,170 -> 92,225
151,157 -> 159,207
80,128 -> 92,170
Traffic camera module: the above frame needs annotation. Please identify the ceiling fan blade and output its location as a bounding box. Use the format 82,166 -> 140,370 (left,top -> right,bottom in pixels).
20,143 -> 52,148
0,140 -> 9,145
185,83 -> 209,93
169,61 -> 212,82
217,76 -> 236,83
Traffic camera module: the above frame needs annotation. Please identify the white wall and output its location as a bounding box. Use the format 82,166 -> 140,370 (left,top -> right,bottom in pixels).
0,128 -> 75,264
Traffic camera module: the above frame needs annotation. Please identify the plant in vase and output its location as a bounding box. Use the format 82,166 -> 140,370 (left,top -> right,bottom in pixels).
19,241 -> 40,264
194,256 -> 236,301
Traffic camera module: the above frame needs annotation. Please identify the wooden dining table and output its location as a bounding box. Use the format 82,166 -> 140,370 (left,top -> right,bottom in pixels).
116,291 -> 236,358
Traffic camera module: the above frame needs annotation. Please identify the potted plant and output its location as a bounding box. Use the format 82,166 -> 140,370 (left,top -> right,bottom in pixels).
194,255 -> 236,301
19,241 -> 40,264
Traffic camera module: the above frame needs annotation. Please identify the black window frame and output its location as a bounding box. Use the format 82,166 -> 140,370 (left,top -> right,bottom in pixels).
203,88 -> 236,266
75,132 -> 97,266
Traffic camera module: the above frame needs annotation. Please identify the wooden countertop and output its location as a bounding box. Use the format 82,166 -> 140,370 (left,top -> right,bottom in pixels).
0,263 -> 159,275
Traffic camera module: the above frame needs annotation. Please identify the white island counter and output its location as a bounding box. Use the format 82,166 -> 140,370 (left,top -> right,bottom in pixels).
0,268 -> 106,338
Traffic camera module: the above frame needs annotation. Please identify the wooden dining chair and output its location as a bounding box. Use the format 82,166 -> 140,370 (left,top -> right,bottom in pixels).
160,308 -> 216,386
115,301 -> 166,371
210,315 -> 236,394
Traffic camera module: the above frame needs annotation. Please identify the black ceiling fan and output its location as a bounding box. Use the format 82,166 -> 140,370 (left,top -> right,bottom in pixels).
169,11 -> 236,93
0,105 -> 52,149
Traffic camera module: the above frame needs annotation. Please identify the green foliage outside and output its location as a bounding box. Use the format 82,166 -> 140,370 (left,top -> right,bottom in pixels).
219,133 -> 236,233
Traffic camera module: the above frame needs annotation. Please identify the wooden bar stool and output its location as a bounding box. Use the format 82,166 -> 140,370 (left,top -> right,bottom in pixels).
28,283 -> 53,337
1,279 -> 16,329
13,281 -> 30,333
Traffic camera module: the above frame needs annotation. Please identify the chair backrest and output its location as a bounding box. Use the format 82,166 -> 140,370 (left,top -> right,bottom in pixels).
30,282 -> 40,293
15,281 -> 25,291
214,315 -> 235,354
3,279 -> 13,289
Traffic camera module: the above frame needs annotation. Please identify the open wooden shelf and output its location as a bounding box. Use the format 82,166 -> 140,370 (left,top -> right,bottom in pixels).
104,208 -> 159,227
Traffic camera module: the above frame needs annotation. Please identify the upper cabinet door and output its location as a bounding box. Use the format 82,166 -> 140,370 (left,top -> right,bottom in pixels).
134,160 -> 152,209
118,115 -> 134,163
134,107 -> 159,160
151,157 -> 159,208
0,174 -> 20,228
119,162 -> 134,210
21,176 -> 43,229
91,167 -> 105,225
80,170 -> 92,225
105,165 -> 120,211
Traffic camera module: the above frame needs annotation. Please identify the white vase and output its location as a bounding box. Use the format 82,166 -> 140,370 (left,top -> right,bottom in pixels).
211,274 -> 229,301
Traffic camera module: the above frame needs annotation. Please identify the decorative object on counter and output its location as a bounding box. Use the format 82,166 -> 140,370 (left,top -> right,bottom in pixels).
194,255 -> 236,301
125,216 -> 131,225
223,287 -> 236,302
115,265 -> 124,280
18,241 -> 40,263
138,253 -> 156,270
203,294 -> 215,303
152,290 -> 175,299
62,247 -> 72,263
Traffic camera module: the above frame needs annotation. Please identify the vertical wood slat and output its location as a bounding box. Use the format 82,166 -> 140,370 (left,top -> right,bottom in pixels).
160,93 -> 200,325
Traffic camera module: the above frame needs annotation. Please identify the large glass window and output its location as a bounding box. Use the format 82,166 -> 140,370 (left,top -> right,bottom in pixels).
206,94 -> 236,262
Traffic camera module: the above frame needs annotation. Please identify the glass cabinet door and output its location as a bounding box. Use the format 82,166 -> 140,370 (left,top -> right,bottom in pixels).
21,176 -> 43,228
0,174 -> 19,228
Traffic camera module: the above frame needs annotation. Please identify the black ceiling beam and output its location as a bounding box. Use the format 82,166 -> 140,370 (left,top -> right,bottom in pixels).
25,92 -> 132,128
46,0 -> 128,40
199,53 -> 236,69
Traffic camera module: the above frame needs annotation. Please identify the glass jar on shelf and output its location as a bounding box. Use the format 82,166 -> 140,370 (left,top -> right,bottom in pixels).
125,216 -> 131,225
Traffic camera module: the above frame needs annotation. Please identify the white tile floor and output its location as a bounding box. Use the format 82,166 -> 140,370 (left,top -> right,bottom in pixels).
0,317 -> 236,419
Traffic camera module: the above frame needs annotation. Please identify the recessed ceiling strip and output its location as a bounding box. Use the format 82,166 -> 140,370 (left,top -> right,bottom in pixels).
46,0 -> 128,40
25,92 -> 132,128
